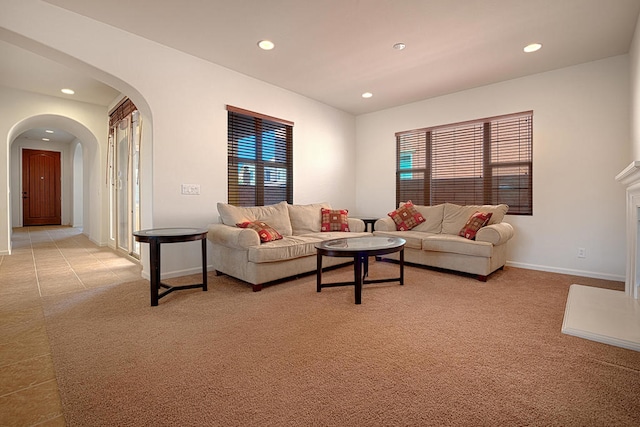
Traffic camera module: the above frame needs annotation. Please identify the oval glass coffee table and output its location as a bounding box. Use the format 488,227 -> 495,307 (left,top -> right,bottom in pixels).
315,236 -> 406,304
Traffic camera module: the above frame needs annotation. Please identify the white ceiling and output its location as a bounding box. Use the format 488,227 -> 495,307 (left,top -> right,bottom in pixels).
2,0 -> 640,117
16,127 -> 76,145
0,39 -> 120,107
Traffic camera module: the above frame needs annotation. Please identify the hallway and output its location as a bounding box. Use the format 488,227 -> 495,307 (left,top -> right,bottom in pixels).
0,226 -> 141,426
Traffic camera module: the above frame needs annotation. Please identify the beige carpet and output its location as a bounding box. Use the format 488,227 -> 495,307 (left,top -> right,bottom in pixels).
42,263 -> 640,426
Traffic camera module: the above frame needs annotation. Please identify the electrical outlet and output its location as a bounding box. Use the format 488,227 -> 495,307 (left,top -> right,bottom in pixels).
577,247 -> 586,258
181,184 -> 200,195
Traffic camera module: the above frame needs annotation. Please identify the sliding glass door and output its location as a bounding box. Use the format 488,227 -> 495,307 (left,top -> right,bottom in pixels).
109,110 -> 141,258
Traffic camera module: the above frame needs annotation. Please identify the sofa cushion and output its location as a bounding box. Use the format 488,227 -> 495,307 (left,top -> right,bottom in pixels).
388,201 -> 426,231
321,208 -> 350,232
459,212 -> 493,240
247,236 -> 322,263
218,201 -> 293,236
287,202 -> 331,235
236,221 -> 283,243
441,203 -> 508,235
422,234 -> 493,257
409,203 -> 445,234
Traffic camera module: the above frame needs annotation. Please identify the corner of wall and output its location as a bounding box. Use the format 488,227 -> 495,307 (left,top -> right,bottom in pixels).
629,9 -> 640,161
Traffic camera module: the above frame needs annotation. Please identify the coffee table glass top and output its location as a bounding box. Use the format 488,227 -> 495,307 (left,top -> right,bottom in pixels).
316,236 -> 405,252
133,227 -> 207,237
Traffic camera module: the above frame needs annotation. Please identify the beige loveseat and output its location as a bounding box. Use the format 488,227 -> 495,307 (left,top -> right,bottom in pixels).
207,201 -> 370,291
373,203 -> 514,281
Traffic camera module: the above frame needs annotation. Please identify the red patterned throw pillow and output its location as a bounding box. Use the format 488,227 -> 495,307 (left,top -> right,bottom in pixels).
388,201 -> 425,231
321,208 -> 350,232
236,221 -> 283,243
459,211 -> 493,240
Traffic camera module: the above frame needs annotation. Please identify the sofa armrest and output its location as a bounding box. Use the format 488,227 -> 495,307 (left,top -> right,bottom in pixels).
348,218 -> 366,233
374,217 -> 396,232
476,222 -> 514,246
207,223 -> 260,249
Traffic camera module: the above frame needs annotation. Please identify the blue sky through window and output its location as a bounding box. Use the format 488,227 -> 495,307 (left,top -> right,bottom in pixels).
400,151 -> 413,179
237,130 -> 278,161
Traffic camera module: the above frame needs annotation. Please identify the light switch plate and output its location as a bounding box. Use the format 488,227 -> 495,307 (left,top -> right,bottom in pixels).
181,184 -> 200,195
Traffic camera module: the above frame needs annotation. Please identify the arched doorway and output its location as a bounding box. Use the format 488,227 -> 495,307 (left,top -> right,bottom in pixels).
8,114 -> 102,244
0,30 -> 153,259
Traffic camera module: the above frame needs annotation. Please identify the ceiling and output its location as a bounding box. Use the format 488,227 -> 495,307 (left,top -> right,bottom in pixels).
0,39 -> 120,107
17,127 -> 76,145
0,39 -> 120,144
2,0 -> 640,118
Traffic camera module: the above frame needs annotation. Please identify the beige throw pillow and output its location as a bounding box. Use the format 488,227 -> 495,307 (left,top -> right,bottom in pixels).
287,202 -> 331,235
441,203 -> 508,235
409,203 -> 445,234
217,201 -> 292,236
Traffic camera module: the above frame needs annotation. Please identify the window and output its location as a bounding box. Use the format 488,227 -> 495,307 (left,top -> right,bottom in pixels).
396,111 -> 532,215
227,106 -> 293,206
108,98 -> 141,257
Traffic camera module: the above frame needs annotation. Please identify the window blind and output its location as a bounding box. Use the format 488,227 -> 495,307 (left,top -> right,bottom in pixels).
227,106 -> 293,207
396,111 -> 532,215
109,98 -> 137,127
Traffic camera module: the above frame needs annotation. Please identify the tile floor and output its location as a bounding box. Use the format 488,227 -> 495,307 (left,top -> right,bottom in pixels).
0,226 -> 142,426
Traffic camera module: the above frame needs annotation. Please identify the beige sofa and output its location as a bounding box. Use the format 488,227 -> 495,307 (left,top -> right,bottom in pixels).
373,203 -> 514,281
207,201 -> 370,291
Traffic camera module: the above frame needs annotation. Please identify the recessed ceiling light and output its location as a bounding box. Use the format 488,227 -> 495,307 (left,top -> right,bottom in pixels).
258,40 -> 275,50
42,138 -> 50,141
45,130 -> 54,133
523,43 -> 542,53
362,92 -> 373,99
61,88 -> 75,95
393,42 -> 406,50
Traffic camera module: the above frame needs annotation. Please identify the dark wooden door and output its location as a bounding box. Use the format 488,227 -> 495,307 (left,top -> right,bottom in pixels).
22,149 -> 61,226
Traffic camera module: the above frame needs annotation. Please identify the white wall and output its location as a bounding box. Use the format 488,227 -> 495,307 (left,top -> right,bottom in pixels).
356,56 -> 630,281
0,86 -> 108,253
630,10 -> 640,161
0,0 -> 357,277
72,141 -> 83,228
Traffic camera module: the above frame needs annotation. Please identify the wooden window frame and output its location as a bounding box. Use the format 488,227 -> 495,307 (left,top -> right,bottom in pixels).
395,111 -> 533,215
227,105 -> 293,207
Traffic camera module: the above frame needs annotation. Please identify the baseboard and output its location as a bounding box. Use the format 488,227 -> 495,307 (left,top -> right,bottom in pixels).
506,261 -> 624,282
141,265 -> 210,281
88,235 -> 107,247
143,261 -> 622,283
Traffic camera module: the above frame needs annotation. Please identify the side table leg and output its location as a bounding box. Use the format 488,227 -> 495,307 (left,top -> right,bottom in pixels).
149,241 -> 160,306
201,238 -> 208,292
316,252 -> 323,292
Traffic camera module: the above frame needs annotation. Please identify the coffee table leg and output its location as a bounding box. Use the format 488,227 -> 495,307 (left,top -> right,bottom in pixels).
316,252 -> 323,292
400,248 -> 404,286
354,254 -> 363,304
363,255 -> 369,278
149,240 -> 160,306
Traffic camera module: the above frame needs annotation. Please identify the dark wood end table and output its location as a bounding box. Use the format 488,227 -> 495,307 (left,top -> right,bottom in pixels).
352,217 -> 378,232
133,227 -> 208,306
315,236 -> 405,304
